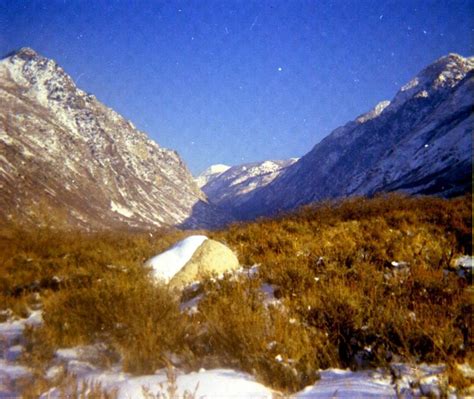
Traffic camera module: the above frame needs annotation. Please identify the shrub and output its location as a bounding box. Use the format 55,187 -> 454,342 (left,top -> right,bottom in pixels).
191,276 -> 331,392
5,193 -> 472,394
37,273 -> 186,374
209,193 -> 472,376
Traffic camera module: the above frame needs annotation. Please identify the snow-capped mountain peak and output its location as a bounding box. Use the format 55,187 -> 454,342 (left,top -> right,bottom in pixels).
0,48 -> 227,229
228,53 -> 473,219
195,164 -> 230,188
391,53 -> 474,110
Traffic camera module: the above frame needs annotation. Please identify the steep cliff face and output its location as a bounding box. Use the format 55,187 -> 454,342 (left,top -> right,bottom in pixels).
0,48 -> 224,230
233,54 -> 473,219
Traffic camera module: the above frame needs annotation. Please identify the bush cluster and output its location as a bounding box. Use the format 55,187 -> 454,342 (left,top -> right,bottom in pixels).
1,193 -> 471,393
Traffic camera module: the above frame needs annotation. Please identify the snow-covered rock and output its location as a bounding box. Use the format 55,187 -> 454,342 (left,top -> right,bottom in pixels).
231,53 -> 473,219
0,47 -> 227,229
145,235 -> 209,283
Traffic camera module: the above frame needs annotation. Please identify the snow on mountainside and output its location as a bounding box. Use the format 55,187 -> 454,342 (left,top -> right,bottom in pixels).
199,159 -> 298,215
195,164 -> 230,188
232,53 -> 474,219
0,48 -> 226,229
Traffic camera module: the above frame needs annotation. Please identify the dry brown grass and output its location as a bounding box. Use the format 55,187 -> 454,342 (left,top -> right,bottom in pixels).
1,193 -> 471,393
188,276 -> 326,391
205,194 -> 472,389
38,274 -> 186,374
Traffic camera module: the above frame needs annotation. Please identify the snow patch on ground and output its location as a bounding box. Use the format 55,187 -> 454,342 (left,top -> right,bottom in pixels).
40,365 -> 274,399
0,310 -> 42,397
295,369 -> 396,398
118,369 -> 273,399
144,235 -> 208,283
455,255 -> 473,269
0,310 -> 42,344
180,294 -> 204,314
5,345 -> 23,361
0,359 -> 31,382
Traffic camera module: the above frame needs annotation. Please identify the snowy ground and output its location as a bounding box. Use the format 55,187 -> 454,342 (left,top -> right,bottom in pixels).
0,310 -> 42,397
295,369 -> 395,398
40,364 -> 275,399
2,309 -> 472,398
1,247 -> 472,398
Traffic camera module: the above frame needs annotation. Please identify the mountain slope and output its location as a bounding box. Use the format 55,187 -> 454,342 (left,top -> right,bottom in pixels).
195,164 -> 230,188
233,53 -> 473,219
199,159 -> 298,214
0,48 -> 225,229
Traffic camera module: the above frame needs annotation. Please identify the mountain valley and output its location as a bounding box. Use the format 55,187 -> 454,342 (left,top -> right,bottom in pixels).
1,49 -> 472,228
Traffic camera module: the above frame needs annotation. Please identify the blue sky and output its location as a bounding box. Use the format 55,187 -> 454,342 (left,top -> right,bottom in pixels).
1,0 -> 473,174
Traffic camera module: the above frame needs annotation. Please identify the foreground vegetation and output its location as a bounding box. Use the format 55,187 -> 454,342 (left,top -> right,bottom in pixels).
0,194 -> 472,393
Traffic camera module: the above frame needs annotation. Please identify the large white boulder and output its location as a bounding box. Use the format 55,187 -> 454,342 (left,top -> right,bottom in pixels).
144,235 -> 239,289
144,235 -> 208,283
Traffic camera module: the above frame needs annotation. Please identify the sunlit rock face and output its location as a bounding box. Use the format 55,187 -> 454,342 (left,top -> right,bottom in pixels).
0,47 -> 226,230
234,54 -> 474,219
143,235 -> 240,290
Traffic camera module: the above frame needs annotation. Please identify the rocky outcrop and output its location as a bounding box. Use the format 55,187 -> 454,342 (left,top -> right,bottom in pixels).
0,48 -> 226,229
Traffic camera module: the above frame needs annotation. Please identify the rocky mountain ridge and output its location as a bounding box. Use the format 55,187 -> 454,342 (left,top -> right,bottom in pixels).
197,159 -> 298,216
0,47 -> 224,229
229,53 -> 473,219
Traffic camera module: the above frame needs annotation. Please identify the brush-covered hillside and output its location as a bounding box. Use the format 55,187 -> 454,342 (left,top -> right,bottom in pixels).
0,194 -> 472,397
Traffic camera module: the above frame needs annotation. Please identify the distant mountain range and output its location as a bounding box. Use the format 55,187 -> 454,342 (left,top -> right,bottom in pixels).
199,53 -> 473,220
196,159 -> 298,217
1,48 -> 472,229
0,48 -> 225,229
